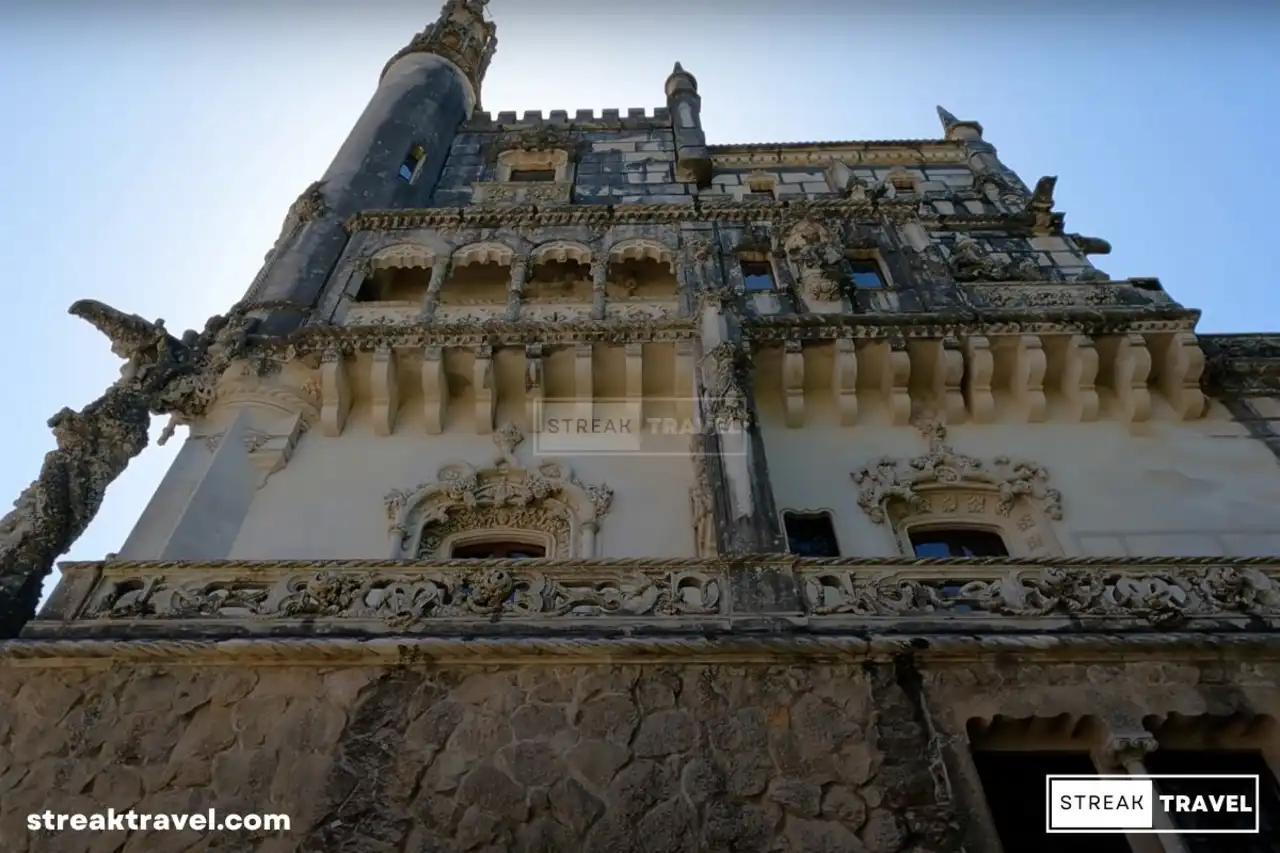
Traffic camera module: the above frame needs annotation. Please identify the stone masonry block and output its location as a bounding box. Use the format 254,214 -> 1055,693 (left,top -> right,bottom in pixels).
802,182 -> 832,194
712,174 -> 741,186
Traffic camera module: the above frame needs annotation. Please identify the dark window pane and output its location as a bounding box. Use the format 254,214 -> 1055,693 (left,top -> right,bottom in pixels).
1143,750 -> 1280,852
398,163 -> 415,182
910,529 -> 1008,558
849,259 -> 886,289
741,260 -> 773,292
509,169 -> 556,182
784,513 -> 840,557
451,542 -> 547,559
972,751 -> 1132,853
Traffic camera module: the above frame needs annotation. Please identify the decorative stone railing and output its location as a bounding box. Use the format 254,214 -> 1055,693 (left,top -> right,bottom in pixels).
27,557 -> 1280,639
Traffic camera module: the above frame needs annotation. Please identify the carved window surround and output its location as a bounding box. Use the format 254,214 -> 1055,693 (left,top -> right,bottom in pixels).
382,425 -> 614,559
473,148 -> 574,204
1146,713 -> 1280,774
852,422 -> 1064,558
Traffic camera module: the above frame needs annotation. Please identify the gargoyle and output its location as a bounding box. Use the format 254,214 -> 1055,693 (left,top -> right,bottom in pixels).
1028,176 -> 1057,214
69,299 -> 184,384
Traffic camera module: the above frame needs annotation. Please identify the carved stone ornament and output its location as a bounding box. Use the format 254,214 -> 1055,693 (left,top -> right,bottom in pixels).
83,566 -> 723,627
0,299 -> 253,634
781,216 -> 845,301
850,421 -> 1063,525
382,424 -> 614,558
688,434 -> 718,558
702,342 -> 753,427
800,563 -> 1280,628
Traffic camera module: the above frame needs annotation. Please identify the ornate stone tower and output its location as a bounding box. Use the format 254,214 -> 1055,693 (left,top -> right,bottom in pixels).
6,2 -> 1280,851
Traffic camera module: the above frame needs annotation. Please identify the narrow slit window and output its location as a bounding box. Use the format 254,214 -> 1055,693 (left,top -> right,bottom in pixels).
783,511 -> 840,557
399,144 -> 426,183
740,259 -> 774,292
909,528 -> 1008,558
508,169 -> 557,183
849,258 -> 887,289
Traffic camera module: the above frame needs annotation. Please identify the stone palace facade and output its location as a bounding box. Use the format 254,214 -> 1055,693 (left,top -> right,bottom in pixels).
4,2 -> 1280,851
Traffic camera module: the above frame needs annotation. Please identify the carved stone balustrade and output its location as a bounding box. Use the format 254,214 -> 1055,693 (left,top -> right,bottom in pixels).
29,557 -> 1280,640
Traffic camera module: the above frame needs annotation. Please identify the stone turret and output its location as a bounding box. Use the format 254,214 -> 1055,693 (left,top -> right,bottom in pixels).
666,62 -> 712,187
243,0 -> 499,337
936,104 -> 1027,196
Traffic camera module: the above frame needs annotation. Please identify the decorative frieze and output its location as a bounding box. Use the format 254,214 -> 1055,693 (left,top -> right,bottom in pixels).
39,557 -> 1280,637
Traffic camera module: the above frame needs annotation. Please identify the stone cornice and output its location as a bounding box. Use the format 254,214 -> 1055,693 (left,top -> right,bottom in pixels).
343,199 -> 1039,233
741,304 -> 1201,341
244,308 -> 1205,357
257,318 -> 700,356
1200,333 -> 1280,394
708,139 -> 967,168
3,633 -> 1278,667
56,555 -> 1280,573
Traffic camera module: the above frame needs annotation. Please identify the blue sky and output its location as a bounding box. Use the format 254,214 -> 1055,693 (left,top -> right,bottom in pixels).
0,1 -> 1277,590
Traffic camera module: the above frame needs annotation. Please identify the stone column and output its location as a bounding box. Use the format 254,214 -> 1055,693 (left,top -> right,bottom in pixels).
590,256 -> 608,320
688,232 -> 785,554
1097,732 -> 1188,853
506,256 -> 528,322
418,260 -> 452,321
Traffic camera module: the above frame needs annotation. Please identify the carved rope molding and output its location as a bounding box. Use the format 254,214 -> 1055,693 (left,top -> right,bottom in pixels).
5,633 -> 1280,667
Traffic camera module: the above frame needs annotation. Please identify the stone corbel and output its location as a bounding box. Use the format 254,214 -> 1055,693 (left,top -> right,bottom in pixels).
782,340 -> 805,428
370,345 -> 399,436
475,344 -> 495,434
962,335 -> 995,424
319,348 -> 350,436
994,334 -> 1047,423
833,338 -> 858,426
624,342 -> 643,401
866,339 -> 912,426
574,343 -> 594,423
422,345 -> 446,435
1149,331 -> 1206,420
1099,333 -> 1152,423
525,344 -> 544,433
674,340 -> 695,418
909,339 -> 964,425
1046,334 -> 1099,423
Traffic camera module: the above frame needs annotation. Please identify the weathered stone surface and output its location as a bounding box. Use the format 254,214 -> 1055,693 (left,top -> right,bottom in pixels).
0,662 -> 900,852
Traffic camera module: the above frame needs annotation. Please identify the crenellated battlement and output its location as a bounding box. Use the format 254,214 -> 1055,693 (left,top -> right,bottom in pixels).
462,106 -> 672,132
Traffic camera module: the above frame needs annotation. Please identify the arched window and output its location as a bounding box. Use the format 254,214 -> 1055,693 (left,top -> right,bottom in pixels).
451,541 -> 546,559
908,527 -> 1008,558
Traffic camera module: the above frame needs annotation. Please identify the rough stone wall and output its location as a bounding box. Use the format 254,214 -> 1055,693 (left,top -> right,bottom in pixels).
0,662 -> 948,853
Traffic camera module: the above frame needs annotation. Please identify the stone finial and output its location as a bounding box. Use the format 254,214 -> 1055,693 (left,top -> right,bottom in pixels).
936,105 -> 983,140
382,0 -> 499,101
665,61 -> 699,98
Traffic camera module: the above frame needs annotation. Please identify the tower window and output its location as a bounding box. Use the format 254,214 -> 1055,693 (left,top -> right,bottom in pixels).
740,259 -> 774,292
399,144 -> 426,183
508,169 -> 557,183
849,258 -> 887,289
451,541 -> 546,559
783,511 -> 840,557
909,528 -> 1008,558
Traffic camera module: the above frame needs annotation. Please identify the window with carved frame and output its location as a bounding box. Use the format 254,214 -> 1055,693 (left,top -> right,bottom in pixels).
846,252 -> 890,290
496,148 -> 571,183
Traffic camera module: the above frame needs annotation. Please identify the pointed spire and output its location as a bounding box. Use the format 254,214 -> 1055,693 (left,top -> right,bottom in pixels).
936,105 -> 983,140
